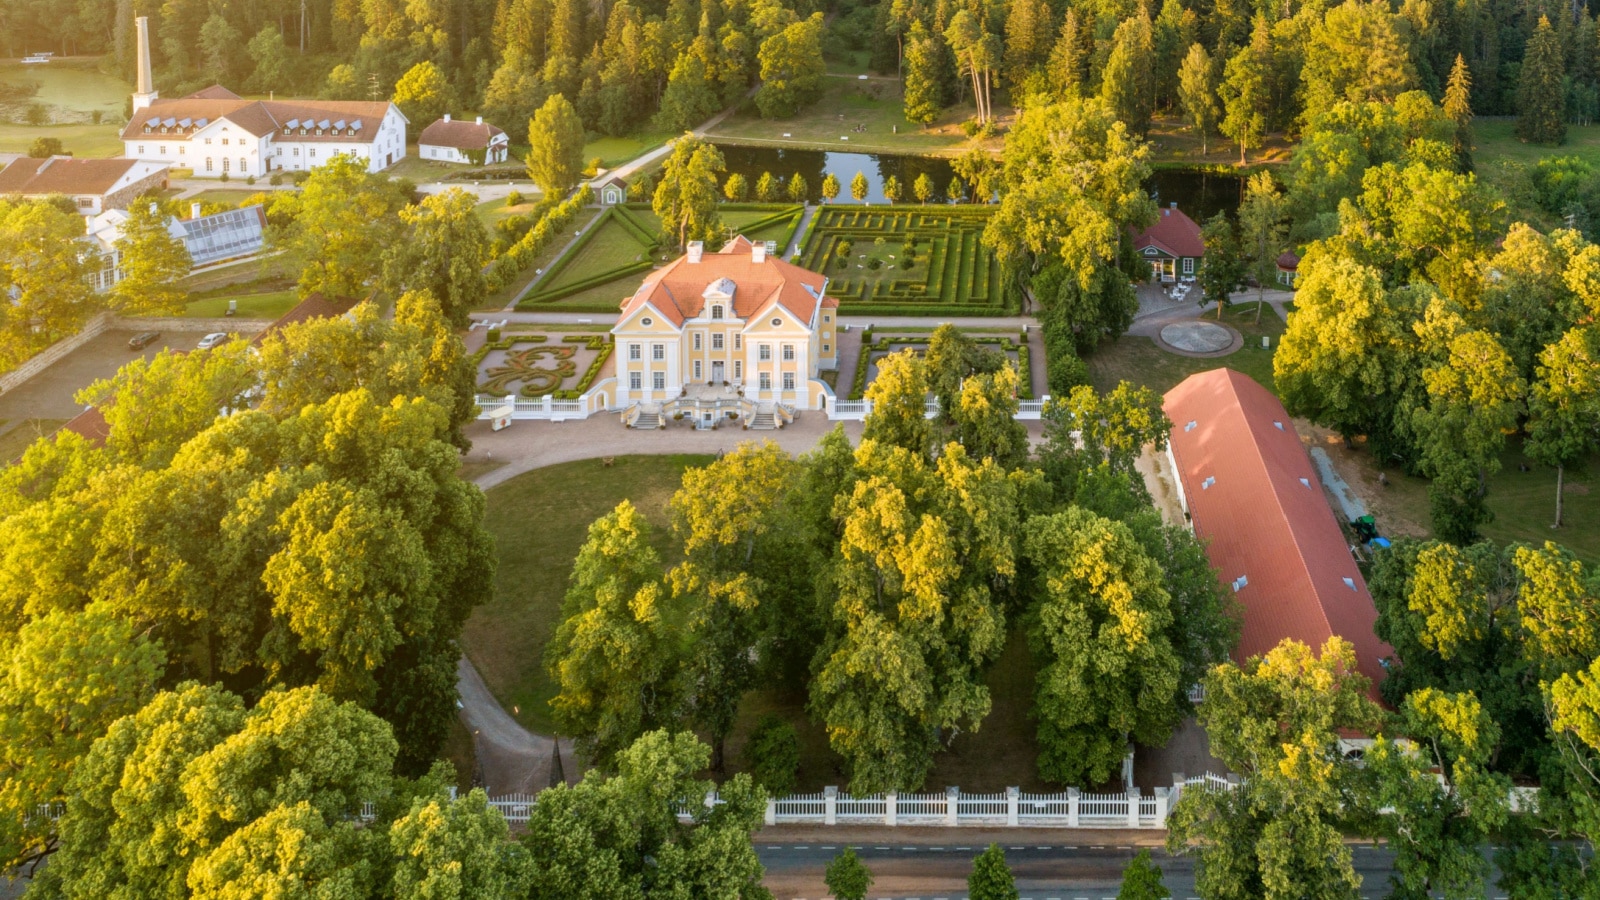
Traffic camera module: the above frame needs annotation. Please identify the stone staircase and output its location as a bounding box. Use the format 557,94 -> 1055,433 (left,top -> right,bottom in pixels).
749,410 -> 776,430
632,411 -> 661,429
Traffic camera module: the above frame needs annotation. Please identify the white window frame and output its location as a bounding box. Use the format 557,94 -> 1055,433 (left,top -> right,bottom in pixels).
629,372 -> 641,390
652,344 -> 665,361
712,333 -> 724,350
629,344 -> 641,360
782,372 -> 795,390
694,360 -> 702,379
1183,257 -> 1196,274
782,344 -> 794,361
759,345 -> 771,361
652,372 -> 665,390
693,333 -> 702,350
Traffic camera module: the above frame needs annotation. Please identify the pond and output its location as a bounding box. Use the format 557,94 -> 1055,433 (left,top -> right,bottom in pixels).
709,142 -> 1244,216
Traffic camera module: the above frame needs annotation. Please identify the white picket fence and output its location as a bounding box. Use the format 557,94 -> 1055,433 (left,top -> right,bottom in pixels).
762,785 -> 1169,828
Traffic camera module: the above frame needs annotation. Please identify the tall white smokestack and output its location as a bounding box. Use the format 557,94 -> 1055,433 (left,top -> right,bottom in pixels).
132,16 -> 158,113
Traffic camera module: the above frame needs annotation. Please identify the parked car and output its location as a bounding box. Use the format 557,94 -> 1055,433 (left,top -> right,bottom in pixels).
127,331 -> 161,350
196,332 -> 230,350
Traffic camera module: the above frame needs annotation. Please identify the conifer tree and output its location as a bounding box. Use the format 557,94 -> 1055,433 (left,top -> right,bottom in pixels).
851,171 -> 870,202
1100,10 -> 1156,135
1047,9 -> 1087,98
756,171 -> 778,201
903,21 -> 947,126
1518,16 -> 1567,145
787,172 -> 808,203
724,172 -> 748,201
1443,53 -> 1474,168
883,174 -> 903,203
914,171 -> 934,203
1003,0 -> 1053,90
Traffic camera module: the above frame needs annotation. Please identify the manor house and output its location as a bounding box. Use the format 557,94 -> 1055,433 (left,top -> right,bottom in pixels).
611,237 -> 839,412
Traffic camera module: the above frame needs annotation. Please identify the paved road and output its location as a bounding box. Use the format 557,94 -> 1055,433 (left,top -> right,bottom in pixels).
454,656 -> 573,794
756,840 -> 1414,899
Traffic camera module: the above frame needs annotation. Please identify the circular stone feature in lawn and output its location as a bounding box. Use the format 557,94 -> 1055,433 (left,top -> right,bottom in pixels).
1160,320 -> 1235,354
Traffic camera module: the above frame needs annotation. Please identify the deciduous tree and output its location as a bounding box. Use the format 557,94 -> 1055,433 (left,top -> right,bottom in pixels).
392,61 -> 452,138
969,844 -> 1019,900
526,93 -> 586,198
851,171 -> 869,202
825,848 -> 874,900
756,14 -> 825,118
111,199 -> 192,316
1178,44 -> 1219,155
272,154 -> 407,299
653,135 -> 725,250
383,189 -> 492,326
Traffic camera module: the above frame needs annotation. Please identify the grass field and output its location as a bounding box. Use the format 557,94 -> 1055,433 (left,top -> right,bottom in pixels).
585,131 -> 674,168
1474,117 -> 1600,169
797,205 -> 1007,315
182,290 -> 299,319
475,197 -> 543,230
0,58 -> 128,123
1086,302 -> 1286,396
706,77 -> 994,156
0,122 -> 122,156
463,454 -> 710,735
188,189 -> 261,208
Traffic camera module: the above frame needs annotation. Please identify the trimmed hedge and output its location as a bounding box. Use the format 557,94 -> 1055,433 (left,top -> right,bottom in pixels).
522,260 -> 654,305
484,185 -> 594,292
797,206 -> 1013,315
848,332 -> 1034,401
470,332 -> 613,398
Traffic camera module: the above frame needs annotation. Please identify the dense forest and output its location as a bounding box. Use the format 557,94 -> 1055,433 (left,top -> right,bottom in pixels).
3,0 -> 1598,144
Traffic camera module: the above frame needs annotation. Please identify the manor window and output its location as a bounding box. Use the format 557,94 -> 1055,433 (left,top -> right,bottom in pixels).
782,373 -> 794,390
711,305 -> 723,319
629,372 -> 641,390
628,344 -> 641,360
758,345 -> 770,361
782,344 -> 794,361
759,373 -> 771,390
652,344 -> 664,361
652,372 -> 665,390
694,360 -> 702,379
712,334 -> 723,350
693,333 -> 702,350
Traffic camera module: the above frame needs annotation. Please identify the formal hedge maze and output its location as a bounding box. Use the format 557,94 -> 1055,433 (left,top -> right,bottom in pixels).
798,207 -> 1012,316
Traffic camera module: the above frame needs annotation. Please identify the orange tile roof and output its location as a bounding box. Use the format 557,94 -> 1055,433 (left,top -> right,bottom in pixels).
1164,368 -> 1391,702
619,235 -> 827,327
57,406 -> 110,448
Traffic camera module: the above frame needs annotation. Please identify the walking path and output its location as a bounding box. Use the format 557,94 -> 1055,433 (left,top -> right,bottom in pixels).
784,204 -> 816,258
588,91 -> 754,189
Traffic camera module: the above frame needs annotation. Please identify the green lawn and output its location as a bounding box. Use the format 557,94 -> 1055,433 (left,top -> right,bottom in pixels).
705,76 -> 993,156
462,455 -> 711,735
584,131 -> 673,169
188,189 -> 260,208
475,198 -> 544,230
541,217 -> 656,293
1475,117 -> 1600,169
1086,301 -> 1287,396
0,122 -> 123,157
0,419 -> 68,463
182,290 -> 299,319
0,58 -> 128,123
484,208 -> 606,310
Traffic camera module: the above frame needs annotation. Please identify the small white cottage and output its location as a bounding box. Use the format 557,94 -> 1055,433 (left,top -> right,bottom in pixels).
418,115 -> 509,164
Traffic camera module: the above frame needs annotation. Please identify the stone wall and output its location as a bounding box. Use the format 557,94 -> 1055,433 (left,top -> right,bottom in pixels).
104,167 -> 172,212
0,314 -> 110,396
0,315 -> 269,397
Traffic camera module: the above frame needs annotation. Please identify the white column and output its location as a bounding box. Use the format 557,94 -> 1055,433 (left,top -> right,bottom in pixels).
885,791 -> 897,827
1153,787 -> 1170,828
1126,787 -> 1140,828
823,786 -> 837,826
945,786 -> 958,826
542,395 -> 553,415
1067,787 -> 1080,828
1006,786 -> 1019,827
765,797 -> 776,826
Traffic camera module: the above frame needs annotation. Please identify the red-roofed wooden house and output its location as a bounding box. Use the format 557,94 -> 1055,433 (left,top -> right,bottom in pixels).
1133,203 -> 1205,283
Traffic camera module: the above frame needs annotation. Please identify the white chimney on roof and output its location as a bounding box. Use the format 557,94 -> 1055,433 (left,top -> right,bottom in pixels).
752,242 -> 766,264
190,202 -> 201,219
476,116 -> 483,125
443,113 -> 451,123
132,16 -> 158,113
687,241 -> 703,263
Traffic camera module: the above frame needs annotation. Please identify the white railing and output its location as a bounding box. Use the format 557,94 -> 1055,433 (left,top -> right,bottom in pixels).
827,395 -> 1050,422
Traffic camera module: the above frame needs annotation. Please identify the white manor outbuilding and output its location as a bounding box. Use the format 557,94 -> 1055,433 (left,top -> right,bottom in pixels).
418,115 -> 509,164
119,16 -> 407,179
611,236 -> 839,412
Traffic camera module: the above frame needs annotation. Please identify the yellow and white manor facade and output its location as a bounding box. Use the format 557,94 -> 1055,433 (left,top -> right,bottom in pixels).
611,236 -> 839,410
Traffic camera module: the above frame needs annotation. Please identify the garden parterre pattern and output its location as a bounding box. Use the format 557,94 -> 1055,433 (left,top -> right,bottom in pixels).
799,206 -> 1007,316
473,334 -> 613,398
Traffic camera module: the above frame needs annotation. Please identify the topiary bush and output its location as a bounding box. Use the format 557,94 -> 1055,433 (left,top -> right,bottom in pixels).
743,715 -> 800,798
486,327 -> 501,342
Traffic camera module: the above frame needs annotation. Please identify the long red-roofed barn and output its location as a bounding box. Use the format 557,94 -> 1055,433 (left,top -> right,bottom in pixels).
1163,368 -> 1392,708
